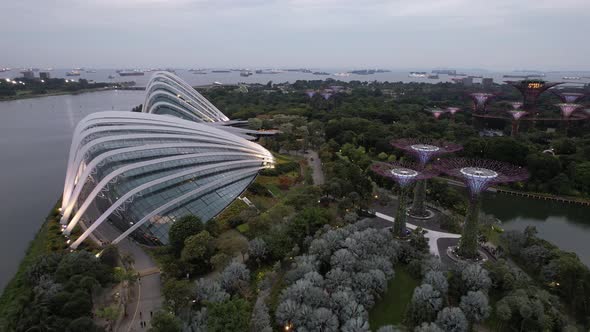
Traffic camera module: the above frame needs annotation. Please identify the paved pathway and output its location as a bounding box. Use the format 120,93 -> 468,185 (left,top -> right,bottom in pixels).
304,150 -> 325,186
88,221 -> 163,331
373,211 -> 461,258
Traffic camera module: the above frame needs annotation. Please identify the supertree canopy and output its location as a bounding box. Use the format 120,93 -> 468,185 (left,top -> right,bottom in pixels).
446,107 -> 461,115
510,102 -> 523,110
506,80 -> 562,112
429,108 -> 445,119
436,158 -> 528,258
321,92 -> 332,100
556,103 -> 583,119
305,90 -> 316,98
507,110 -> 528,136
371,161 -> 438,236
469,93 -> 494,112
552,91 -> 585,103
391,139 -> 462,217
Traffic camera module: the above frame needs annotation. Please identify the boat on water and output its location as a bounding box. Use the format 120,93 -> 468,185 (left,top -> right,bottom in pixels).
313,71 -> 330,75
428,74 -> 439,79
0,68 -> 10,72
213,81 -> 223,86
409,72 -> 428,78
240,71 -> 253,77
211,70 -> 231,73
66,70 -> 81,76
255,69 -> 281,74
118,70 -> 145,76
85,69 -> 97,73
563,76 -> 582,80
334,72 -> 350,77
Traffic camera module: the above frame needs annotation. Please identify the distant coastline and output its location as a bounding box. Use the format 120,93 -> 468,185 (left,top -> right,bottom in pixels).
0,86 -> 118,102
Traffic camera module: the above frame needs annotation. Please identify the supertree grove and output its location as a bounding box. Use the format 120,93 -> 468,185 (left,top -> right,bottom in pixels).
371,161 -> 438,237
391,139 -> 463,218
505,80 -> 562,113
436,158 -> 529,259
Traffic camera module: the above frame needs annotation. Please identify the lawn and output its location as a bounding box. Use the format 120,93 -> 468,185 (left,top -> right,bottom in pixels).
369,266 -> 419,329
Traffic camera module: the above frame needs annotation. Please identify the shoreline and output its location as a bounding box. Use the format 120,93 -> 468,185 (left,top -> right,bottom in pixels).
0,86 -> 119,102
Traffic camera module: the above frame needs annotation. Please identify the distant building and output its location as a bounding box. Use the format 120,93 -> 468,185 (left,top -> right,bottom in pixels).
482,78 -> 493,89
39,72 -> 51,80
22,71 -> 35,79
461,76 -> 473,86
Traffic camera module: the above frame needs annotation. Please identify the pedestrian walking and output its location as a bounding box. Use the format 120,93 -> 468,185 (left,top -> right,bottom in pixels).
140,311 -> 142,318
150,311 -> 153,317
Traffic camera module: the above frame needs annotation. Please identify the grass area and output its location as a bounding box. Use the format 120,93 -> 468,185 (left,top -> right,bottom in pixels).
369,266 -> 419,329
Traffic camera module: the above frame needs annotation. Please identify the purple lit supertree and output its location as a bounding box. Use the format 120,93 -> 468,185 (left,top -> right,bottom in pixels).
552,91 -> 585,103
469,93 -> 495,112
371,161 -> 438,236
391,139 -> 463,218
510,102 -> 523,110
507,110 -> 528,136
321,92 -> 332,100
436,158 -> 529,258
305,90 -> 316,98
446,107 -> 461,121
505,80 -> 562,113
429,109 -> 445,120
556,103 -> 583,119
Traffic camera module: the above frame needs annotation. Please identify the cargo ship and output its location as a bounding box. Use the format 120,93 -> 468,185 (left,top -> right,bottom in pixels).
118,70 -> 145,76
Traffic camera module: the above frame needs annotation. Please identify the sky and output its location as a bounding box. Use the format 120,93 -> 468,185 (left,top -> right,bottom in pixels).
2,0 -> 590,70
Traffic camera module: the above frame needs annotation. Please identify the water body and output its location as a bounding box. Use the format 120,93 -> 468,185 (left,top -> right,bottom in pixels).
482,193 -> 590,266
1,69 -> 589,87
0,89 -> 589,290
0,91 -> 143,290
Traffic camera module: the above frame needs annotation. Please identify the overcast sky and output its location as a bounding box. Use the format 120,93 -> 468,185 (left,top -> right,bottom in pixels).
2,0 -> 589,70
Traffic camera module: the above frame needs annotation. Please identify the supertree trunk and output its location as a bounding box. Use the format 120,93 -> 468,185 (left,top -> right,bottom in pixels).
458,196 -> 481,258
511,120 -> 520,137
410,180 -> 427,217
394,188 -> 408,237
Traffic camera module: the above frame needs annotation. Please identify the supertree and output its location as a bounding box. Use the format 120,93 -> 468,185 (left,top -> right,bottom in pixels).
321,92 -> 332,100
305,90 -> 316,98
371,161 -> 438,237
446,107 -> 461,121
436,158 -> 529,258
556,103 -> 583,119
507,110 -> 528,136
505,80 -> 562,113
469,93 -> 494,112
510,102 -> 523,110
429,108 -> 445,120
552,91 -> 585,103
391,139 -> 463,218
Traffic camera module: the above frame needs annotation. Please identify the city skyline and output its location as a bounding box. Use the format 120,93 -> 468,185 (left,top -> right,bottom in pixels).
2,0 -> 590,70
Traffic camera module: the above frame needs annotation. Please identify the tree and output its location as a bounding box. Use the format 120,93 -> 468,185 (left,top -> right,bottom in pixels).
149,310 -> 182,332
168,215 -> 203,254
67,317 -> 101,332
414,322 -> 443,332
435,307 -> 467,332
423,270 -> 448,296
162,278 -> 194,313
207,298 -> 251,332
406,284 -> 443,327
459,291 -> 490,324
96,305 -> 120,330
460,264 -> 491,293
248,238 -> 268,264
220,261 -> 250,294
251,294 -> 272,332
194,279 -> 229,304
181,231 -> 215,263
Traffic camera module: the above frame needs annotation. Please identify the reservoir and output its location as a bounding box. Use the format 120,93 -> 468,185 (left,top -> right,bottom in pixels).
0,89 -> 589,290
